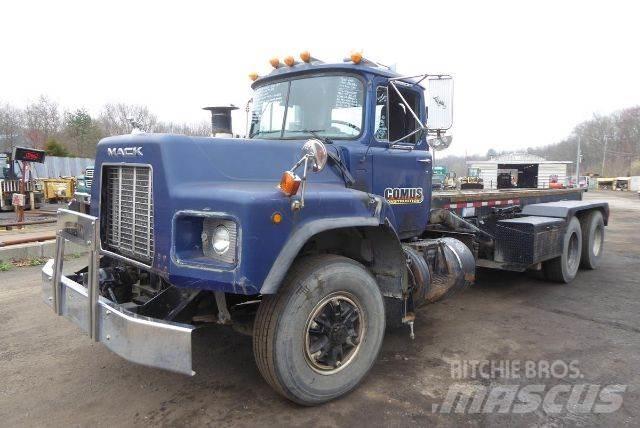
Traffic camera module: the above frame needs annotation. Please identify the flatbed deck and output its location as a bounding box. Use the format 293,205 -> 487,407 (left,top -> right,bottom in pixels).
432,188 -> 584,213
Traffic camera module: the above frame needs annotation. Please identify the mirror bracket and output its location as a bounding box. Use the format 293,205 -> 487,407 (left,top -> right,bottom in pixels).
285,139 -> 328,209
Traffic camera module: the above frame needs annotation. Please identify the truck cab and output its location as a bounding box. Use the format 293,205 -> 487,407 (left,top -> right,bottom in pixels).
245,62 -> 443,238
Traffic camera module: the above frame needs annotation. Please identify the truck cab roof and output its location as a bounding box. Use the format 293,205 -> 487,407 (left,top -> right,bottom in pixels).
251,61 -> 422,88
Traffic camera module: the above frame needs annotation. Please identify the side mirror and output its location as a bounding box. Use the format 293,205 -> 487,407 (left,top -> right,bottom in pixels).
425,76 -> 453,131
301,139 -> 328,172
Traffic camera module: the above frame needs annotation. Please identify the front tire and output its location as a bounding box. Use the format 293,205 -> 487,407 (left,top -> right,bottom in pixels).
253,254 -> 385,405
543,216 -> 582,283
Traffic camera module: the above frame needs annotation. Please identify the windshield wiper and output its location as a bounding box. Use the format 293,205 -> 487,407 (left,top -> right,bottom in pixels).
304,132 -> 355,187
327,150 -> 355,187
250,130 -> 281,138
285,129 -> 332,141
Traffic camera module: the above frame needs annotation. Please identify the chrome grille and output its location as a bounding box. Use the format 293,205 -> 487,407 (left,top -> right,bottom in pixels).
103,165 -> 154,263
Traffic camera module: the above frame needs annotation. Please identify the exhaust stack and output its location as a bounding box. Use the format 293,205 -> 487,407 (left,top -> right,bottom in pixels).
203,105 -> 238,137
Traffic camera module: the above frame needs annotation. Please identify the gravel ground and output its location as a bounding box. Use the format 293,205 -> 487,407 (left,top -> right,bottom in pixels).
0,191 -> 638,427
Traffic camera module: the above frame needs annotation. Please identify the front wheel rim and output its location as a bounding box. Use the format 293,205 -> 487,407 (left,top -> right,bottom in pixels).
303,292 -> 365,375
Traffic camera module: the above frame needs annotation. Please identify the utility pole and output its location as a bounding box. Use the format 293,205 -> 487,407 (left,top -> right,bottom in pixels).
575,135 -> 581,187
601,135 -> 608,176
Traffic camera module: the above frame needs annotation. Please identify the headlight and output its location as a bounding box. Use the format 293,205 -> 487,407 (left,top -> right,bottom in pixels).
202,218 -> 237,264
212,225 -> 231,255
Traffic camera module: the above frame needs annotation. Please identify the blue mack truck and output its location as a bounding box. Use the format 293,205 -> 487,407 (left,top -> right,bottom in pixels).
42,52 -> 609,405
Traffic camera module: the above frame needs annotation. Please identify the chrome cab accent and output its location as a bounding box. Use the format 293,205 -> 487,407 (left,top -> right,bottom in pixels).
42,209 -> 194,376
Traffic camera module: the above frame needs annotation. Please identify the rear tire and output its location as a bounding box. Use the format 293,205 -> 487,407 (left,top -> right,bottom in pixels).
543,216 -> 582,283
579,210 -> 605,270
253,254 -> 385,405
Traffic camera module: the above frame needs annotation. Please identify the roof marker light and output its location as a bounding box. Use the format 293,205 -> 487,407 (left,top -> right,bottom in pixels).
299,51 -> 311,63
284,55 -> 295,67
269,57 -> 281,68
248,72 -> 259,81
350,51 -> 363,64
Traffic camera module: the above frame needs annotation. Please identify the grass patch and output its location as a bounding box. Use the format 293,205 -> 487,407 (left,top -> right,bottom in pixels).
29,257 -> 48,266
12,257 -> 48,268
0,254 -> 85,270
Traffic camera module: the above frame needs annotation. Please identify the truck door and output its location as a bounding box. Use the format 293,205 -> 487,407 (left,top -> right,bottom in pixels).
369,82 -> 431,238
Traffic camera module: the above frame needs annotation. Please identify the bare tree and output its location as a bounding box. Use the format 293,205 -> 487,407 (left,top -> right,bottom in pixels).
155,120 -> 210,136
25,95 -> 60,149
0,103 -> 25,153
99,103 -> 158,136
529,106 -> 640,176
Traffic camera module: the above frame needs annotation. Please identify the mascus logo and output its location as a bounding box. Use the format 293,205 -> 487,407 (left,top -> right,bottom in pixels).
107,147 -> 143,156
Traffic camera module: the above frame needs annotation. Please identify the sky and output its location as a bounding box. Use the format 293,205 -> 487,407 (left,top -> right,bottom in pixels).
1,0 -> 638,156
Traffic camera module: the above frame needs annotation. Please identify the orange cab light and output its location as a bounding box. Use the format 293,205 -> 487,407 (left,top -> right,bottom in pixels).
271,212 -> 283,224
279,171 -> 301,196
248,72 -> 259,81
299,50 -> 311,63
284,55 -> 295,67
269,57 -> 281,68
350,51 -> 363,64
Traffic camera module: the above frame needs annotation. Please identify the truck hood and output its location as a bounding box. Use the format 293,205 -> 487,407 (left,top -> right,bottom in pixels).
90,133 -> 378,295
93,133 -> 345,187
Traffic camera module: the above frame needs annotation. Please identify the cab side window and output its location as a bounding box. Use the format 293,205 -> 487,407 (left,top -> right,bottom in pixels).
376,85 -> 422,144
374,86 -> 389,141
388,85 -> 420,144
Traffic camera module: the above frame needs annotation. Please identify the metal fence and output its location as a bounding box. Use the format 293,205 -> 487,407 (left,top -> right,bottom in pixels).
30,156 -> 94,178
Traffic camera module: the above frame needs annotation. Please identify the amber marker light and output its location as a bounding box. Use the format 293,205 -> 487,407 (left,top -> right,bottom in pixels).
271,212 -> 283,224
350,51 -> 363,64
279,171 -> 301,196
284,55 -> 295,67
299,50 -> 311,63
248,72 -> 259,81
269,57 -> 281,68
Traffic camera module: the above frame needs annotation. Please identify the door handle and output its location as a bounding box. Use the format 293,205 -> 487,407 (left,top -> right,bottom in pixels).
417,158 -> 432,163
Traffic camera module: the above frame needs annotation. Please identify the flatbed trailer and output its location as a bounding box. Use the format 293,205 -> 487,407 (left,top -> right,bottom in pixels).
432,187 -> 582,214
427,187 -> 607,275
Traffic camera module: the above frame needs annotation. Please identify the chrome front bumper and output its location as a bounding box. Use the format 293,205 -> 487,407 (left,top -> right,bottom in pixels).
42,209 -> 195,375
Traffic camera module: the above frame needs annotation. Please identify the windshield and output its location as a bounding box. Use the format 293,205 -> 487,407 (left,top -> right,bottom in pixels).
250,75 -> 364,140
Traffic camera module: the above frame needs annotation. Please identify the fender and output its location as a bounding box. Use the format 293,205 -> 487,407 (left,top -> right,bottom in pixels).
260,193 -> 405,295
521,200 -> 610,225
260,216 -> 380,294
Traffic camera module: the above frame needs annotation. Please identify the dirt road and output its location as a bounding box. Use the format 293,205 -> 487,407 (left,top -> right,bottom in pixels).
1,191 -> 638,426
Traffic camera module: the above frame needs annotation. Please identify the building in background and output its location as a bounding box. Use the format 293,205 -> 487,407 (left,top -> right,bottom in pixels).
467,153 -> 572,190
